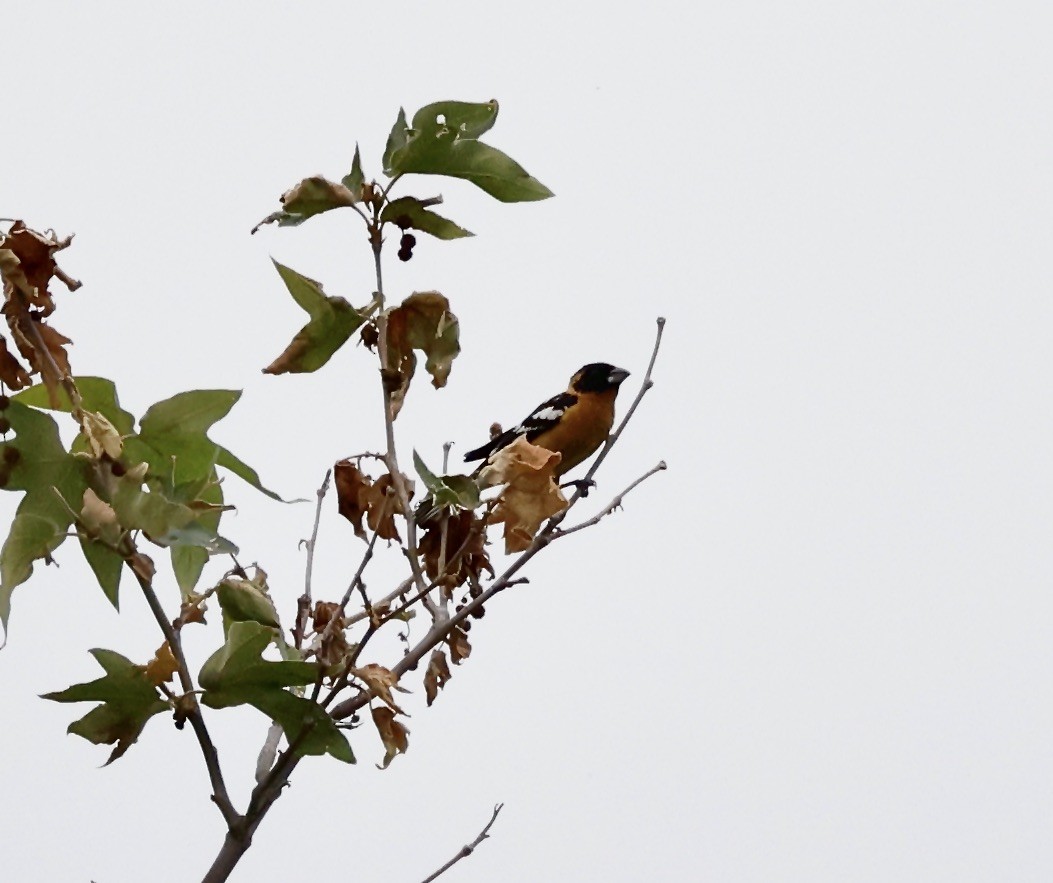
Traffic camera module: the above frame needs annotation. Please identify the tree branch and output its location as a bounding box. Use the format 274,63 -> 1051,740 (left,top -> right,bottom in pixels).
419,804 -> 504,883
553,461 -> 667,539
123,550 -> 239,828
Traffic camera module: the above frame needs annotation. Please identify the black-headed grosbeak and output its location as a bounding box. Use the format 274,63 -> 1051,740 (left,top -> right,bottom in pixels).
463,362 -> 631,476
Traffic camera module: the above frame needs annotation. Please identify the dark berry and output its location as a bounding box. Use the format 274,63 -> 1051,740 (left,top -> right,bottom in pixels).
110,460 -> 127,477
400,233 -> 417,249
397,247 -> 413,262
2,445 -> 20,466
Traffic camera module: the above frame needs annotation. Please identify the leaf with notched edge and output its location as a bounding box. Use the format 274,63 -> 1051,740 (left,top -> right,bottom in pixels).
384,100 -> 553,203
42,649 -> 169,764
351,663 -> 409,714
199,621 -> 352,762
263,261 -> 366,375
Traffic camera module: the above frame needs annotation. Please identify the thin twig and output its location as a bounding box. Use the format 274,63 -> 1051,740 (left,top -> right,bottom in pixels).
571,316 -> 665,506
123,550 -> 239,827
554,461 -> 667,539
419,804 -> 505,883
294,469 -> 331,650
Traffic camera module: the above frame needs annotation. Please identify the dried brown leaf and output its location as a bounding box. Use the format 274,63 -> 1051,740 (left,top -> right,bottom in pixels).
352,662 -> 409,714
143,642 -> 178,686
446,623 -> 472,664
384,291 -> 460,418
424,649 -> 452,707
371,706 -> 410,769
482,437 -> 569,552
418,510 -> 493,593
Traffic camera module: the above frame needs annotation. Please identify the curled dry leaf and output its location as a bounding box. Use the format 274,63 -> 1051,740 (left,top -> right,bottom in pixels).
384,291 -> 460,419
311,600 -> 342,633
418,510 -> 493,593
481,436 -> 569,553
352,662 -> 409,714
0,336 -> 31,390
446,623 -> 472,664
83,410 -> 123,460
424,649 -> 452,707
371,706 -> 410,769
143,641 -> 179,687
80,488 -> 122,547
334,459 -> 411,542
0,222 -> 80,406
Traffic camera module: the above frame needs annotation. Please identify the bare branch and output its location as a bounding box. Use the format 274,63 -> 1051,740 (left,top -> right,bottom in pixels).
567,315 -> 666,509
419,804 -> 505,883
554,461 -> 667,539
123,549 -> 239,828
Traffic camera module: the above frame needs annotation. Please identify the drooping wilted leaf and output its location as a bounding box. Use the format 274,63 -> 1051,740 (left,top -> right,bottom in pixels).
385,291 -> 460,418
252,176 -> 360,232
371,706 -> 409,769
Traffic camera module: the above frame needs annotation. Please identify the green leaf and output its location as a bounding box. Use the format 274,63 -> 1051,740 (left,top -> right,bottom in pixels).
341,144 -> 365,194
199,621 -> 318,693
217,577 -> 280,630
215,446 -> 286,502
79,537 -> 123,609
199,621 -> 353,762
382,107 -> 410,173
170,478 -> 225,595
385,99 -> 553,203
13,376 -> 135,435
263,260 -> 367,375
171,545 -> 207,597
381,196 -> 473,240
135,389 -> 286,501
43,648 -> 168,764
1,514 -> 65,629
0,402 -> 88,632
413,451 -> 480,511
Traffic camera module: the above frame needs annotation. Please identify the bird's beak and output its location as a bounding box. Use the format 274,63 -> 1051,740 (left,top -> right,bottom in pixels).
609,367 -> 630,385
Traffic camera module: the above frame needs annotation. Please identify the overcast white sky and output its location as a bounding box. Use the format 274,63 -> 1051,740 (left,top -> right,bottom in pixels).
4,3 -> 1052,881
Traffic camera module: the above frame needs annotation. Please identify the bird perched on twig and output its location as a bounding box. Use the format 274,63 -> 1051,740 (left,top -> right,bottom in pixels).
463,362 -> 631,478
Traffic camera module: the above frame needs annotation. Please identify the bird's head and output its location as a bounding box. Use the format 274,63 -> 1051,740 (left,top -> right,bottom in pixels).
570,362 -> 631,393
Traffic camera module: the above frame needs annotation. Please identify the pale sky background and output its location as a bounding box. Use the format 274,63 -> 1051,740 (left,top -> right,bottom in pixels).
4,3 -> 1052,881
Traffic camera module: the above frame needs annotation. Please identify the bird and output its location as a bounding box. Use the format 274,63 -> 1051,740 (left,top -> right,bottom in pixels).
463,362 -> 631,479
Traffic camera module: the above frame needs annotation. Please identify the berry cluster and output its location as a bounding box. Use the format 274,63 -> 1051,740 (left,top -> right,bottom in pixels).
397,231 -> 417,262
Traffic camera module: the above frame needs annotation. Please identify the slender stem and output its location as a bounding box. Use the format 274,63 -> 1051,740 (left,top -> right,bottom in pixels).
294,469 -> 331,650
573,316 -> 665,502
124,551 -> 239,827
554,462 -> 667,538
419,804 -> 505,883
